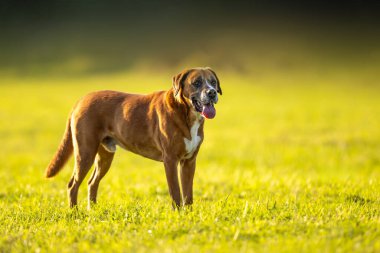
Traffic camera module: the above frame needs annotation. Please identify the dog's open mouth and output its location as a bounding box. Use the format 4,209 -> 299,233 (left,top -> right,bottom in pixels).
191,98 -> 216,119
191,97 -> 203,112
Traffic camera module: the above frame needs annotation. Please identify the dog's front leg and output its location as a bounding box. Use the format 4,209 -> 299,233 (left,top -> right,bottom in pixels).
163,158 -> 181,209
180,158 -> 196,205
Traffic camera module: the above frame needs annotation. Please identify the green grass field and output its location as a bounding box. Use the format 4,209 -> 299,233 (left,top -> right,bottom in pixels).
1,71 -> 379,252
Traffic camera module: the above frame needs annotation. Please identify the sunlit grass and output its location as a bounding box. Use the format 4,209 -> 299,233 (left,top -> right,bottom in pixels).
0,71 -> 379,252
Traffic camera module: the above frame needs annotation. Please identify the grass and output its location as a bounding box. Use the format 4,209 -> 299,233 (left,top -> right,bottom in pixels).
0,71 -> 379,252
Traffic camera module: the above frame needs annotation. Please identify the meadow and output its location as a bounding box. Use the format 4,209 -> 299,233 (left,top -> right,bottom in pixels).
0,70 -> 379,252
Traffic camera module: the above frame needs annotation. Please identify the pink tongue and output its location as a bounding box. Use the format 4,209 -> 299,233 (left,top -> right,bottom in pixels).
201,104 -> 216,119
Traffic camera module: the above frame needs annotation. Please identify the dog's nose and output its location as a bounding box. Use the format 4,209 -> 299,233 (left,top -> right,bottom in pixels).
207,89 -> 217,99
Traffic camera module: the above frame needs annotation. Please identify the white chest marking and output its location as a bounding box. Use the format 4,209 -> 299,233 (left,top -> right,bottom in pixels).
184,120 -> 201,157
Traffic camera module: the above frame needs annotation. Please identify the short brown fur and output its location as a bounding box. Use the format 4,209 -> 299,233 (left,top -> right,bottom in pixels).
45,67 -> 222,209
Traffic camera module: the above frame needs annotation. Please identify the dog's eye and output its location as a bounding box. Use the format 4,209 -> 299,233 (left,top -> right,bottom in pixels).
192,80 -> 202,88
210,80 -> 217,86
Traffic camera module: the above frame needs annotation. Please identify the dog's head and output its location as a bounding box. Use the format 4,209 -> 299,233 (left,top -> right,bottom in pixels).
172,67 -> 222,119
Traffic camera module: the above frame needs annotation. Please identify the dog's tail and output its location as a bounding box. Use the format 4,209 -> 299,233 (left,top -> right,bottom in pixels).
45,117 -> 73,178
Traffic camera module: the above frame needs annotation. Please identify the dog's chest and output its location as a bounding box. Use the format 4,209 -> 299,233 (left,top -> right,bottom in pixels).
183,120 -> 201,158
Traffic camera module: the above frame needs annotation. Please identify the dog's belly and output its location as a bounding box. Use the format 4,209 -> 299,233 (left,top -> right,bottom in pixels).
112,137 -> 163,161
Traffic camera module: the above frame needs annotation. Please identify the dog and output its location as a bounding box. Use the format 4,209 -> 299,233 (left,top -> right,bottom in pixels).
45,67 -> 222,209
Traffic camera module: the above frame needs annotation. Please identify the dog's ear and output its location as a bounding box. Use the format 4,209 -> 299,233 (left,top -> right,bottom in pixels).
172,69 -> 190,97
206,67 -> 222,95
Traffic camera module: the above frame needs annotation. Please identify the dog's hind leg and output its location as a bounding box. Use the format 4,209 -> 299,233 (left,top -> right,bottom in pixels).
87,144 -> 114,209
67,133 -> 99,208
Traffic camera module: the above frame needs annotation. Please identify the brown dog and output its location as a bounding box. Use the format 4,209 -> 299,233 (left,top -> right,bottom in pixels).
45,67 -> 222,209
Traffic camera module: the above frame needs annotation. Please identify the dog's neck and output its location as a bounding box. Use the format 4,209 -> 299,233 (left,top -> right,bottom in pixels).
165,89 -> 204,136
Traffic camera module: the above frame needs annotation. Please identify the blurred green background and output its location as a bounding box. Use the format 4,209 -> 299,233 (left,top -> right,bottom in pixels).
1,1 -> 380,252
1,0 -> 379,80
